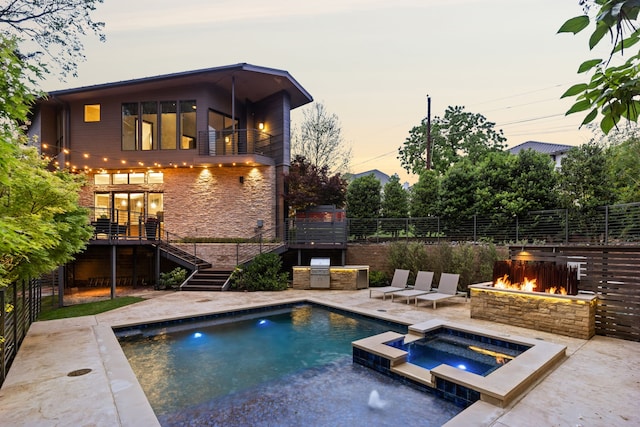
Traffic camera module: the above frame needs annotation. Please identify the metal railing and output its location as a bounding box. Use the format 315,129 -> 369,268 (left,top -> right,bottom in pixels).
286,202 -> 640,246
197,128 -> 275,157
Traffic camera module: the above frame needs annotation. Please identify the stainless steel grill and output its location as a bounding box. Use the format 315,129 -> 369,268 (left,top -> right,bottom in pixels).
309,257 -> 331,288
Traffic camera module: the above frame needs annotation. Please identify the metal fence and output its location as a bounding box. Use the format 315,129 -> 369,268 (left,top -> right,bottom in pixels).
1,278 -> 42,387
345,202 -> 640,245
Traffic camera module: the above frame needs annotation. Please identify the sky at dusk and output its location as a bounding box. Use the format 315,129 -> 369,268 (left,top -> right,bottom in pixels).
43,0 -> 607,184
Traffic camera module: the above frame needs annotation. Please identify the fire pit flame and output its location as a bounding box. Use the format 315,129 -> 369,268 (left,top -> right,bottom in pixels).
493,274 -> 567,295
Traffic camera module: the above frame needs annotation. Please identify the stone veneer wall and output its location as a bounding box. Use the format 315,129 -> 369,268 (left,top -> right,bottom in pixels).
470,285 -> 597,339
81,166 -> 275,239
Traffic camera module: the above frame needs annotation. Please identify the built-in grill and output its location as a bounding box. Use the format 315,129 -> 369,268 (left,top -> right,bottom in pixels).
309,257 -> 331,288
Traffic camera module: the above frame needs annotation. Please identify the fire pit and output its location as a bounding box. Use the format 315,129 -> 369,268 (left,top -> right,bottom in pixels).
469,260 -> 597,339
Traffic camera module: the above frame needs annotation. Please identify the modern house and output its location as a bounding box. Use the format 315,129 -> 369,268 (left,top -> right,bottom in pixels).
508,141 -> 574,169
28,63 -> 313,292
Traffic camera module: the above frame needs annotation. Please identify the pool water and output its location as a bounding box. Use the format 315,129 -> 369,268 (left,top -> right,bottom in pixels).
390,329 -> 529,376
117,304 -> 463,426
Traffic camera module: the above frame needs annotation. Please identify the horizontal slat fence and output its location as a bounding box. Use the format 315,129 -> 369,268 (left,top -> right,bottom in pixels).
509,246 -> 640,342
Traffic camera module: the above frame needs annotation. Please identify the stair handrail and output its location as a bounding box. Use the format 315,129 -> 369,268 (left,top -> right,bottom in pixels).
235,225 -> 285,265
179,269 -> 200,290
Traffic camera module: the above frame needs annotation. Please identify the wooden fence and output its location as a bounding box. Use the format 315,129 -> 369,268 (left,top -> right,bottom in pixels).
1,279 -> 41,387
509,246 -> 640,342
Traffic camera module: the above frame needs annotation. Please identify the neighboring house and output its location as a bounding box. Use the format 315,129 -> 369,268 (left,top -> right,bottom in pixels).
508,141 -> 574,169
28,63 -> 313,290
348,169 -> 391,187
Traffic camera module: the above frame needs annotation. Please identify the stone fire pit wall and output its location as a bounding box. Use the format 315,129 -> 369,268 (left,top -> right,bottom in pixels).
469,283 -> 597,339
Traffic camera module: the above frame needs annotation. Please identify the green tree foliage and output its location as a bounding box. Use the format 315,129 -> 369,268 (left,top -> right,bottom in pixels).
558,0 -> 640,133
607,136 -> 640,203
0,0 -> 105,78
0,149 -> 93,287
509,149 -> 559,213
380,175 -> 409,237
557,141 -> 615,210
438,159 -> 480,224
0,35 -> 93,288
346,174 -> 381,238
398,105 -> 507,175
291,102 -> 352,174
409,169 -> 440,217
284,155 -> 347,213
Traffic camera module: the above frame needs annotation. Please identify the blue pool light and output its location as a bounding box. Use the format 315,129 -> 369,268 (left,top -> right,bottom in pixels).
193,332 -> 203,338
258,319 -> 269,326
457,364 -> 467,370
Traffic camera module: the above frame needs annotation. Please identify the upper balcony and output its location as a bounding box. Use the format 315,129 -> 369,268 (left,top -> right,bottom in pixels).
194,128 -> 279,167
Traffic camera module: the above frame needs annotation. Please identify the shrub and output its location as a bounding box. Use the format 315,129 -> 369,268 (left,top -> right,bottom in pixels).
231,252 -> 289,291
368,270 -> 388,287
388,242 -> 507,290
156,267 -> 187,290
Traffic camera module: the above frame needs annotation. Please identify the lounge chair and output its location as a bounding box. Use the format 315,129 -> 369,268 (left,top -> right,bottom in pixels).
391,271 -> 434,304
415,273 -> 466,309
369,269 -> 410,300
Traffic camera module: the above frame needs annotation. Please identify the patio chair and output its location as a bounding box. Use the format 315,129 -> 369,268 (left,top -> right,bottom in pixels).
391,271 -> 434,304
415,273 -> 466,309
369,269 -> 410,300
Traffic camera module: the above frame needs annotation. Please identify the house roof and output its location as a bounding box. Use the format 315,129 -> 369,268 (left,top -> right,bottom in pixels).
349,169 -> 391,185
508,140 -> 574,155
44,63 -> 313,109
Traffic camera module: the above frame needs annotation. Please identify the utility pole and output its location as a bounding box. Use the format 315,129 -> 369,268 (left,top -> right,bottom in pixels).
426,95 -> 432,170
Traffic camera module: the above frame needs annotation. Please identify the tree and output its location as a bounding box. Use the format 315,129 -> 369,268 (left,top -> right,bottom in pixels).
607,136 -> 640,203
346,174 -> 381,238
0,0 -> 105,78
291,102 -> 352,173
409,170 -> 440,218
284,155 -> 347,213
0,33 -> 93,288
438,159 -> 481,225
557,142 -> 615,210
398,105 -> 507,175
380,175 -> 409,237
558,0 -> 640,133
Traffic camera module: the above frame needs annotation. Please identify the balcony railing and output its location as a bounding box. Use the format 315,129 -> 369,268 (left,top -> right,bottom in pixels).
197,129 -> 274,157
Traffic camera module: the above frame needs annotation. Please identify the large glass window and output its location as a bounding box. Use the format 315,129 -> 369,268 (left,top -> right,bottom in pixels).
208,109 -> 238,155
160,101 -> 177,150
141,102 -> 158,151
180,100 -> 197,149
122,103 -> 138,151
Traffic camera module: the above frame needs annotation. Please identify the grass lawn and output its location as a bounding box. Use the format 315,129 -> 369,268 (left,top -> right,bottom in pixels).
37,295 -> 146,321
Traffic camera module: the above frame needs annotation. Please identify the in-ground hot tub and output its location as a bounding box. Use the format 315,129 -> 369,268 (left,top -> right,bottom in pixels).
353,319 -> 566,408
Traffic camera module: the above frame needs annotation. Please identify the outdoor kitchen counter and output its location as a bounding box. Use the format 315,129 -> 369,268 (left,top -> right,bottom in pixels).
292,265 -> 369,290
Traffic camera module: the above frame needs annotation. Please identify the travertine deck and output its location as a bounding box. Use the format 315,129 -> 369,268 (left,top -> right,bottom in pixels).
0,289 -> 638,426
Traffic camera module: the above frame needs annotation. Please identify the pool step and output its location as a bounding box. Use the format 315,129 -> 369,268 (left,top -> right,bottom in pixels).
391,362 -> 434,387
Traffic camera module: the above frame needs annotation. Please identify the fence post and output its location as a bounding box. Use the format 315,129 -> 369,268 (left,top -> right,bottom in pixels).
473,214 -> 477,242
515,216 -> 519,242
565,209 -> 569,244
604,205 -> 609,245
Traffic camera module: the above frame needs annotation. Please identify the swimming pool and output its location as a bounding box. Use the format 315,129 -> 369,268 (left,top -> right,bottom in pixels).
116,303 -> 463,426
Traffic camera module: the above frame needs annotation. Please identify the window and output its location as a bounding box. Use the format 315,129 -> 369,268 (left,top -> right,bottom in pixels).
122,103 -> 138,151
122,101 -> 196,151
148,172 -> 164,183
160,101 -> 177,150
129,173 -> 145,184
113,173 -> 128,184
94,173 -> 110,185
84,104 -> 101,122
180,101 -> 197,149
141,102 -> 158,150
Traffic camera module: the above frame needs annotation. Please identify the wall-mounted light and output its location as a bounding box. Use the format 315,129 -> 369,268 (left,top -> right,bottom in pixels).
239,176 -> 244,184
258,122 -> 264,130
